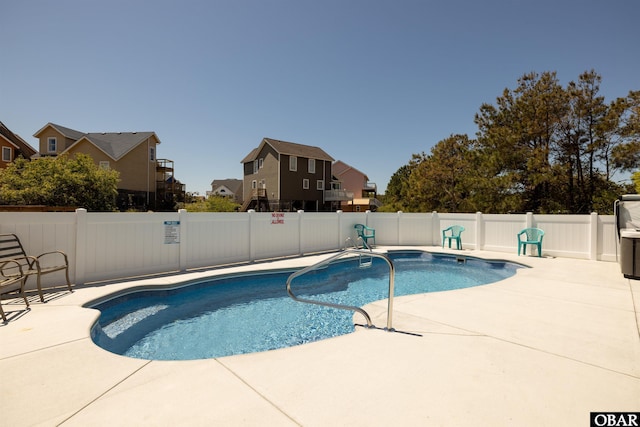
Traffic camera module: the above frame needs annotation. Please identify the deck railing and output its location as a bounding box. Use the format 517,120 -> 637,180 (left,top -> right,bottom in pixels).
324,189 -> 355,201
0,209 -> 617,288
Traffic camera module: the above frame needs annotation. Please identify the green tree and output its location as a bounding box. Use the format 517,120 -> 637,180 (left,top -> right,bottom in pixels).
383,135 -> 481,213
406,134 -> 480,212
475,71 -> 568,213
378,164 -> 413,212
387,70 -> 638,214
611,90 -> 640,173
182,195 -> 240,212
0,154 -> 119,211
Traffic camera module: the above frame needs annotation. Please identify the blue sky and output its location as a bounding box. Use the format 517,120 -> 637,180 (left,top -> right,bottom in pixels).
2,0 -> 638,195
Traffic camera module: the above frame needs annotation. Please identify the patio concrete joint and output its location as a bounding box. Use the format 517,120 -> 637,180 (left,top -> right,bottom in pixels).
215,358 -> 303,426
58,360 -> 153,426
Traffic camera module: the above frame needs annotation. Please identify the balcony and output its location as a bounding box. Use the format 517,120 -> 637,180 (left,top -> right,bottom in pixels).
364,182 -> 377,192
325,189 -> 354,202
251,188 -> 268,198
155,159 -> 185,207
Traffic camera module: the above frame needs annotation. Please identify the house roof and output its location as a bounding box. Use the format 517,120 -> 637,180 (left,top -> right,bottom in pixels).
0,121 -> 37,158
77,132 -> 158,161
211,179 -> 242,194
241,138 -> 334,163
34,122 -> 86,141
332,160 -> 369,181
34,123 -> 160,161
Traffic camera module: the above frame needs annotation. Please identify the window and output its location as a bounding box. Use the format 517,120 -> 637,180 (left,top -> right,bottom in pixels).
253,160 -> 259,174
316,180 -> 324,190
149,147 -> 155,161
251,180 -> 257,189
289,156 -> 297,171
47,137 -> 57,153
2,147 -> 11,162
259,158 -> 264,169
303,179 -> 309,189
308,159 -> 315,174
99,161 -> 110,170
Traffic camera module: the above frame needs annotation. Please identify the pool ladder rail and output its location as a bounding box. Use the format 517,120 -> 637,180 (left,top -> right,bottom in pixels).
344,236 -> 374,268
285,248 -> 396,332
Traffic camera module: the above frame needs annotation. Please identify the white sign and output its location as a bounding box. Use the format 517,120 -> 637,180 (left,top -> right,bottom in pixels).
164,220 -> 180,244
271,212 -> 284,224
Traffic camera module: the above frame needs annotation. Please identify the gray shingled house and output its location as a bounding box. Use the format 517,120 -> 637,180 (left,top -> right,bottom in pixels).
240,138 -> 339,212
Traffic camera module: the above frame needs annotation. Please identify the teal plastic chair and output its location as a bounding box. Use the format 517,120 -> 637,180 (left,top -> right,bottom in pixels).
517,228 -> 544,257
442,225 -> 464,250
354,224 -> 376,247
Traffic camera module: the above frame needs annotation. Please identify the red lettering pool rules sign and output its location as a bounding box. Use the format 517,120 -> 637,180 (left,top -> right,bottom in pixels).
271,213 -> 284,224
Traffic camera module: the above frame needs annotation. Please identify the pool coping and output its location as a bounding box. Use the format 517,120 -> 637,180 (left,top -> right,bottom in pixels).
1,246 -> 639,426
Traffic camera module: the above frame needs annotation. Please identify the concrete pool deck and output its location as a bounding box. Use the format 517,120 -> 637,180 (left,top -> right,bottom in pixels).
1,247 -> 639,426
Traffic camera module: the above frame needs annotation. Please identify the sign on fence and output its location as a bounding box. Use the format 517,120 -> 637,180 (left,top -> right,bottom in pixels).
271,212 -> 285,224
164,220 -> 180,244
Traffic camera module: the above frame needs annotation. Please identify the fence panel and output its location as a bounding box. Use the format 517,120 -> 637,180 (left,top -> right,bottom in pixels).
300,213 -> 341,254
599,216 -> 618,262
0,212 -> 76,289
482,214 -> 527,253
534,214 -> 591,259
185,212 -> 250,268
82,212 -> 180,283
367,213 -> 401,245
251,212 -> 300,259
398,213 -> 432,245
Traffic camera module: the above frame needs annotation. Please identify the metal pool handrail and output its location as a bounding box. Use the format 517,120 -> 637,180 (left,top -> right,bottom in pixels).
285,249 -> 396,331
344,235 -> 368,250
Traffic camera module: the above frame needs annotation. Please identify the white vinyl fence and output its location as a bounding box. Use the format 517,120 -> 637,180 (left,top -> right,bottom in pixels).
0,209 -> 618,288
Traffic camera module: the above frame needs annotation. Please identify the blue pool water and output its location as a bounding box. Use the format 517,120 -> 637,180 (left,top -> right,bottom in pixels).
90,251 -> 521,360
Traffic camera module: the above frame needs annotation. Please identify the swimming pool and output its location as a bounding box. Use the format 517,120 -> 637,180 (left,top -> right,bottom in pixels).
90,251 -> 522,360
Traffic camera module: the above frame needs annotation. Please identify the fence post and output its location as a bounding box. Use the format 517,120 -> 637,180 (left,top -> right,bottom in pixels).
248,210 -> 256,262
397,211 -> 403,245
590,212 -> 598,260
475,211 -> 483,250
337,210 -> 343,248
526,212 -> 534,228
178,209 -> 188,271
74,208 -> 87,286
432,211 -> 440,246
298,210 -> 304,255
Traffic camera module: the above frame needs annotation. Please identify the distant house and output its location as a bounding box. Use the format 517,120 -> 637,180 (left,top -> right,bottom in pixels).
208,179 -> 243,204
0,121 -> 37,168
240,138 -> 343,212
33,123 -> 184,210
332,160 -> 382,212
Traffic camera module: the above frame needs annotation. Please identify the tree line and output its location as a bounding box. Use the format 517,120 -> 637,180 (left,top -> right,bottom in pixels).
0,154 -> 240,212
383,70 -> 639,214
0,154 -> 120,211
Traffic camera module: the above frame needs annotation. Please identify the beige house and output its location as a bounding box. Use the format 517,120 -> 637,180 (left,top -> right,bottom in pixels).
0,121 -> 37,169
332,160 -> 381,212
33,123 -> 183,210
208,179 -> 243,204
241,138 -> 344,212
